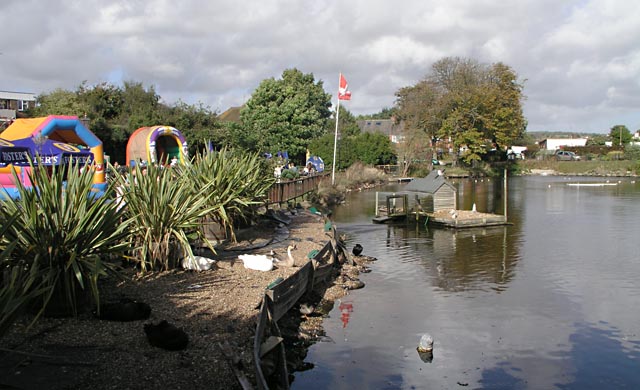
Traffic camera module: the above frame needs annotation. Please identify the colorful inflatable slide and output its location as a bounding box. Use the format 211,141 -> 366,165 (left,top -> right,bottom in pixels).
126,126 -> 188,167
0,115 -> 106,199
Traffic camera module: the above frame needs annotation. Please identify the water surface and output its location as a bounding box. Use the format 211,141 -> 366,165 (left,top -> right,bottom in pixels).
293,176 -> 640,389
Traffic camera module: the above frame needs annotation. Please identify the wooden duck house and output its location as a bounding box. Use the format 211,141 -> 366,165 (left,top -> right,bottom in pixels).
404,170 -> 457,213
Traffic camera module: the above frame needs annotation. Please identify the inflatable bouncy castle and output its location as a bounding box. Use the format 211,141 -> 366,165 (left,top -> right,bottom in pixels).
0,116 -> 106,199
126,126 -> 188,167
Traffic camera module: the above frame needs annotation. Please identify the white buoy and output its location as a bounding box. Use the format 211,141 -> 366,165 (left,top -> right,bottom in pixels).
417,333 -> 434,353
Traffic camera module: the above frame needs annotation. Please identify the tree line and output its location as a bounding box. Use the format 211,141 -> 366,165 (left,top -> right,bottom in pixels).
25,57 -> 534,172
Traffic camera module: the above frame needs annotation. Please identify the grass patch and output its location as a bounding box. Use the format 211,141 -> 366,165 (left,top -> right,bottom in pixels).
518,160 -> 638,176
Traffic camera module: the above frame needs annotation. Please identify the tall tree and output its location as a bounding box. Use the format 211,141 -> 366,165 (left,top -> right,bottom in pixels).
395,80 -> 440,174
30,88 -> 89,117
395,57 -> 526,165
609,125 -> 632,146
328,105 -> 360,137
240,68 -> 332,160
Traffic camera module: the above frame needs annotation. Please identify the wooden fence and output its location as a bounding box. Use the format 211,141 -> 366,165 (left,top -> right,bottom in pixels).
253,224 -> 343,390
267,173 -> 328,205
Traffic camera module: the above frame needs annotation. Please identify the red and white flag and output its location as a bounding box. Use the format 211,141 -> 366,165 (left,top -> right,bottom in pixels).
338,73 -> 351,100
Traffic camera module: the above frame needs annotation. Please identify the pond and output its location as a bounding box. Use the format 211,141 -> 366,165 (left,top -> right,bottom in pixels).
292,175 -> 640,389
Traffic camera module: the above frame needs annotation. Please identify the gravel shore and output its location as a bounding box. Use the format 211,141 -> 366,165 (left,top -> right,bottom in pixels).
1,209 -> 366,390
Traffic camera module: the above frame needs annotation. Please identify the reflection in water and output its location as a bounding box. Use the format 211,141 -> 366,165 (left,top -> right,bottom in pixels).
339,300 -> 354,328
293,177 -> 640,390
383,223 -> 520,292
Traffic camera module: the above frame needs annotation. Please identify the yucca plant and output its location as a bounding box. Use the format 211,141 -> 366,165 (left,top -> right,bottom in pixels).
114,163 -> 216,272
0,161 -> 132,319
0,211 -> 49,338
185,148 -> 275,241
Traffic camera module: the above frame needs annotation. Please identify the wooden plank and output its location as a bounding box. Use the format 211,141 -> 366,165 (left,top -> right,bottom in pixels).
260,336 -> 283,358
253,300 -> 270,390
265,262 -> 312,321
312,260 -> 334,287
219,341 -> 254,390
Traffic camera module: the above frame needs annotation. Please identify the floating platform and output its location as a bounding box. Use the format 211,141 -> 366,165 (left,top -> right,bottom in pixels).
372,214 -> 408,224
374,209 -> 509,228
417,210 -> 508,228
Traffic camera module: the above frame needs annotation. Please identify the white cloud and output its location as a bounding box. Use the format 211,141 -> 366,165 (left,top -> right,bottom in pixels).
1,0 -> 639,132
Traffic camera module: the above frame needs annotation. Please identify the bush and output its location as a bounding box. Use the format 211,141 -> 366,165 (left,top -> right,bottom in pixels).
0,163 -> 131,323
187,148 -> 275,242
115,163 -> 215,272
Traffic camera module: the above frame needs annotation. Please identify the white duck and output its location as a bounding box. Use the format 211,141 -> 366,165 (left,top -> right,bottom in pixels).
182,256 -> 217,271
238,253 -> 276,271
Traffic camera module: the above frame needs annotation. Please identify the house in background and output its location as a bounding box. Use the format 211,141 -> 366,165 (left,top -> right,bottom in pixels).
356,118 -> 404,143
0,91 -> 37,125
538,138 -> 588,150
218,105 -> 243,124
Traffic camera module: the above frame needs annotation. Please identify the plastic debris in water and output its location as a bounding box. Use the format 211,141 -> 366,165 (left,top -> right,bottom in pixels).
417,333 -> 434,353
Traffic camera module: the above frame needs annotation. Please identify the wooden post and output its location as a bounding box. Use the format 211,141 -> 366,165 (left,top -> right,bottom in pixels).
375,192 -> 379,217
503,168 -> 508,222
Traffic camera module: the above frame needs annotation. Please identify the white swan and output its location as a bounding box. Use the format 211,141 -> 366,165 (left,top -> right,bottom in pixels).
238,253 -> 276,271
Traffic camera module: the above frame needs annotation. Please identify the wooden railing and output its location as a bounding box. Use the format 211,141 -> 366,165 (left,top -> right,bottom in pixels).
253,223 -> 342,389
267,173 -> 328,205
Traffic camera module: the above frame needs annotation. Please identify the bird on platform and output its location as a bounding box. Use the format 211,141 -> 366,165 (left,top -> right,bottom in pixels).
352,244 -> 363,256
274,243 -> 297,267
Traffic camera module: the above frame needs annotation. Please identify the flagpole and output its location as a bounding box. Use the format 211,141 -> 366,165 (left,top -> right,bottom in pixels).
332,73 -> 341,186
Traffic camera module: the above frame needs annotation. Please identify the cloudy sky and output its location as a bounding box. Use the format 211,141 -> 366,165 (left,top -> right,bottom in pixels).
1,0 -> 639,133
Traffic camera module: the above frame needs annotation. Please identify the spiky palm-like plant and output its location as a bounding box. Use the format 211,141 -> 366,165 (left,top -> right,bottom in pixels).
0,162 -> 131,319
115,164 -> 216,272
185,148 -> 275,241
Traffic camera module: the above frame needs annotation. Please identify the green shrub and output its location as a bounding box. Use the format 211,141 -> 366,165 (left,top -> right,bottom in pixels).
280,169 -> 299,180
0,162 -> 131,322
115,163 -> 215,272
606,151 -> 624,161
185,148 -> 275,242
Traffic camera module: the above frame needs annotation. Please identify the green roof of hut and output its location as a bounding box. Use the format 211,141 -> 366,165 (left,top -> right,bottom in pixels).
405,170 -> 456,194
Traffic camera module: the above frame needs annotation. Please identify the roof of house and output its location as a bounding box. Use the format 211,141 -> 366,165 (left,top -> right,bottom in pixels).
218,106 -> 243,123
405,170 -> 456,194
356,119 -> 404,136
0,91 -> 37,101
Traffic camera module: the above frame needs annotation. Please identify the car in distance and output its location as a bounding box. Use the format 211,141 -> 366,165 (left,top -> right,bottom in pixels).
555,150 -> 581,161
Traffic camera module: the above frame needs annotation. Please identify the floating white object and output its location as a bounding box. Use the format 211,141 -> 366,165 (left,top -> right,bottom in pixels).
417,333 -> 434,353
566,183 -> 618,187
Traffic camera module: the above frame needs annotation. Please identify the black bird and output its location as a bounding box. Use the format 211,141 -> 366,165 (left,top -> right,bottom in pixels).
95,299 -> 151,322
144,320 -> 189,351
352,244 -> 363,256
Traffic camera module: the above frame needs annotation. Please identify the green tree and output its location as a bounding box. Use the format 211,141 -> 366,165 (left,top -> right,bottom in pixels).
166,100 -> 220,153
330,106 -> 360,137
357,107 -> 397,120
609,125 -> 632,146
395,57 -> 526,165
307,132 -> 336,167
354,132 -> 396,165
240,68 -> 332,160
118,81 -> 165,132
30,88 -> 89,117
395,80 -> 441,174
